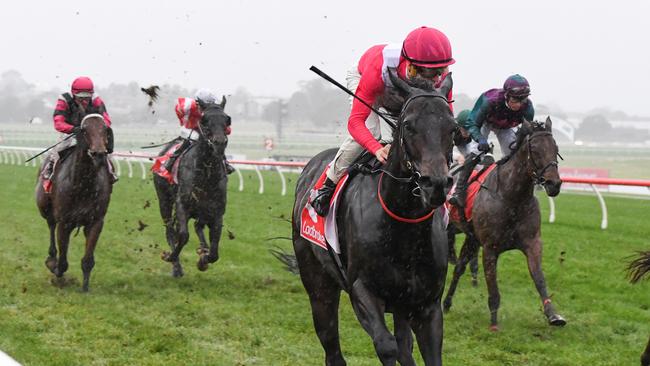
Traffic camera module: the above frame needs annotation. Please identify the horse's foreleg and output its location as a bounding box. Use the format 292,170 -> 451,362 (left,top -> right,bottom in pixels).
194,221 -> 208,253
350,280 -> 397,365
470,254 -> 479,287
163,205 -> 189,277
54,223 -> 74,278
45,220 -> 58,273
294,239 -> 346,366
393,312 -> 415,366
81,219 -> 104,292
197,217 -> 223,272
523,238 -> 566,326
483,249 -> 501,331
410,303 -> 443,366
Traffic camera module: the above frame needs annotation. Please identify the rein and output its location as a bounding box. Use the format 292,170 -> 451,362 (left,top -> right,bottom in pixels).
377,172 -> 436,223
525,131 -> 558,185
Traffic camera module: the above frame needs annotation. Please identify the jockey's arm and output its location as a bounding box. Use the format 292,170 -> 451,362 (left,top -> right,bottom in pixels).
52,98 -> 75,134
467,95 -> 490,142
347,76 -> 383,155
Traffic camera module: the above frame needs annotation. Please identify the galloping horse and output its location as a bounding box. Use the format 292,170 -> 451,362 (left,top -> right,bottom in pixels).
292,71 -> 455,366
35,114 -> 113,292
155,99 -> 230,277
443,118 -> 566,330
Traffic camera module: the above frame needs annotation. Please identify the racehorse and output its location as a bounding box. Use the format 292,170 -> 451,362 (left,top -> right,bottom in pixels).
443,118 -> 566,330
35,114 -> 113,292
291,70 -> 455,366
155,98 -> 230,277
627,250 -> 650,366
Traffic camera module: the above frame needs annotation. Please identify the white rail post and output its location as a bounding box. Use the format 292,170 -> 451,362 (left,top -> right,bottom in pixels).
589,184 -> 608,230
234,167 -> 244,192
138,160 -> 147,180
276,167 -> 287,196
254,165 -> 264,194
112,157 -> 122,177
547,196 -> 556,223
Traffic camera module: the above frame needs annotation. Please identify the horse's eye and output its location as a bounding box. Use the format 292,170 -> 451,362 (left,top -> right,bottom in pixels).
404,123 -> 415,133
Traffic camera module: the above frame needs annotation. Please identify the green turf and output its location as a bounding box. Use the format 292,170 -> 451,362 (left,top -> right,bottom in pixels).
0,164 -> 648,365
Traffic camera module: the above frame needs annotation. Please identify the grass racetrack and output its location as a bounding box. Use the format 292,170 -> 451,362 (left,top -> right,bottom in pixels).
0,163 -> 648,365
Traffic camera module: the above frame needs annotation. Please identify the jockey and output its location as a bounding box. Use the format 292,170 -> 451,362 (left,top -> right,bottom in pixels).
43,76 -> 117,183
310,26 -> 455,217
165,88 -> 235,174
448,74 -> 534,208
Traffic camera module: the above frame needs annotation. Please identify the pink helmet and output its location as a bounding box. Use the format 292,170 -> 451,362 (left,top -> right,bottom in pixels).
71,77 -> 94,97
401,26 -> 455,68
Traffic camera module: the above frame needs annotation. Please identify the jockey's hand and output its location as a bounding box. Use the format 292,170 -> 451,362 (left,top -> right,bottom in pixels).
71,126 -> 82,134
477,138 -> 490,152
374,144 -> 391,164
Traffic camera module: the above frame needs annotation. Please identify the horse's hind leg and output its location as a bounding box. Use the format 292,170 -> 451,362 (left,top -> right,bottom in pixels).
443,236 -> 476,312
81,220 -> 104,292
393,312 -> 415,366
447,227 -> 457,265
294,240 -> 346,366
522,237 -> 566,326
470,254 -> 479,287
45,220 -> 58,273
195,221 -> 208,254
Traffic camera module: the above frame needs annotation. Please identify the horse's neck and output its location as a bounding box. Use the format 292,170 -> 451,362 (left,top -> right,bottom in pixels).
381,147 -> 427,211
493,144 -> 535,202
192,142 -> 224,181
69,147 -> 97,184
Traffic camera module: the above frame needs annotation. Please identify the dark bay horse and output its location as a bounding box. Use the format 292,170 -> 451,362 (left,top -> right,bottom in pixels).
292,71 -> 455,366
35,114 -> 113,292
443,118 -> 566,330
627,250 -> 650,366
155,99 -> 230,277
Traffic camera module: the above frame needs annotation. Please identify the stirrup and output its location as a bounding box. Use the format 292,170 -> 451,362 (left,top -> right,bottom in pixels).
311,189 -> 334,217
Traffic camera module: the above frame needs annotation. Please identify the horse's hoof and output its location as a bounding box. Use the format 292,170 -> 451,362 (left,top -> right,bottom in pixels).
442,300 -> 452,313
172,268 -> 184,278
45,258 -> 57,273
161,251 -> 172,262
489,324 -> 499,332
548,314 -> 566,327
197,259 -> 209,272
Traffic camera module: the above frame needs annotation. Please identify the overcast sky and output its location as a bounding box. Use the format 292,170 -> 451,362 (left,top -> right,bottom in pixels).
2,0 -> 649,115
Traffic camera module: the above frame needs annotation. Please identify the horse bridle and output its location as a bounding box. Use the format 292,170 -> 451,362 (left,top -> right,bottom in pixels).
196,106 -> 228,152
378,93 -> 454,197
524,131 -> 560,185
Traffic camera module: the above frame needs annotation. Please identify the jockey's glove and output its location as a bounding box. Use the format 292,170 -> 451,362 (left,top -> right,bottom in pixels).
477,137 -> 490,152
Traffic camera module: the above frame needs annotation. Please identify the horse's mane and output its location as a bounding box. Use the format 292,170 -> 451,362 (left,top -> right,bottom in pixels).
496,120 -> 549,166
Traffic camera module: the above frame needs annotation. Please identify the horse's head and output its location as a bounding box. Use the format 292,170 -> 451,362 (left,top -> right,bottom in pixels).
197,96 -> 230,156
383,68 -> 456,207
79,114 -> 109,168
517,117 -> 562,196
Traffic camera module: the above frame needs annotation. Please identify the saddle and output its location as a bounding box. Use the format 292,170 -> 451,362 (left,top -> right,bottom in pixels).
446,163 -> 497,222
151,142 -> 194,184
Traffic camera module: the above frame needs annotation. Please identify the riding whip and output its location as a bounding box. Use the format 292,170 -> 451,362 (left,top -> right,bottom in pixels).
25,132 -> 79,163
309,66 -> 397,130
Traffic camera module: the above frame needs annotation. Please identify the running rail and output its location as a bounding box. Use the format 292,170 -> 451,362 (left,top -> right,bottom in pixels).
2,146 -> 649,229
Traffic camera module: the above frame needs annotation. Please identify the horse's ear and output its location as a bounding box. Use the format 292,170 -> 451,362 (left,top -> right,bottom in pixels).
545,116 -> 553,132
437,72 -> 453,99
521,118 -> 533,134
387,67 -> 412,97
220,95 -> 227,109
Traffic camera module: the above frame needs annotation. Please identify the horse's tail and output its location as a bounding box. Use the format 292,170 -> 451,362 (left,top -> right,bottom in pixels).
269,244 -> 299,275
627,250 -> 650,284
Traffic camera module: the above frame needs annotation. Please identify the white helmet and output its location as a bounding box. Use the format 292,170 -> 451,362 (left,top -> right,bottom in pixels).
195,88 -> 217,104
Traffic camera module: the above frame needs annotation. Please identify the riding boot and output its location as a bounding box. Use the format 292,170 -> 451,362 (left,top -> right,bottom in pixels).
224,159 -> 236,175
43,160 -> 54,180
448,153 -> 479,208
164,139 -> 191,171
311,177 -> 337,217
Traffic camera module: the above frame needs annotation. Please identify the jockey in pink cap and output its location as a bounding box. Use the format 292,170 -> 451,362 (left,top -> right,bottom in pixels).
311,26 -> 455,216
42,76 -> 117,184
